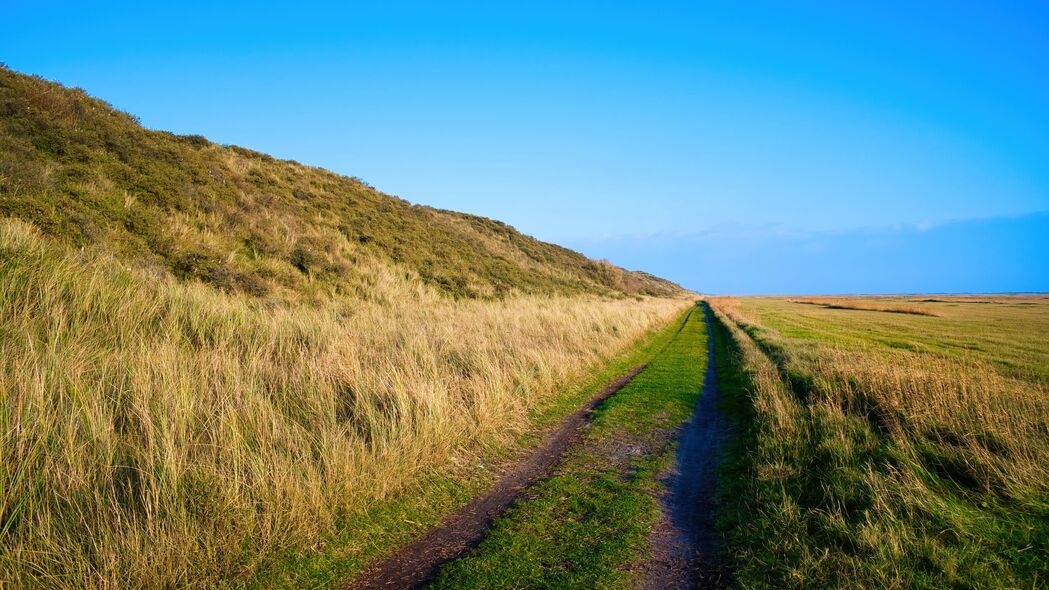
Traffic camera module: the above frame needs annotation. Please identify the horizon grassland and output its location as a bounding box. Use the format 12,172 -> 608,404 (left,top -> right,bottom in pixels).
2,63 -> 1048,590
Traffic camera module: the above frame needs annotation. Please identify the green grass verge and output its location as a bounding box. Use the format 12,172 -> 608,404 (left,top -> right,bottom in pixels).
708,308 -> 759,588
428,304 -> 708,589
232,305 -> 697,589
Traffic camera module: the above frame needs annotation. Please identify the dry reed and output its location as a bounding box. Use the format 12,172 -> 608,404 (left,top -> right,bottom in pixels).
0,218 -> 686,588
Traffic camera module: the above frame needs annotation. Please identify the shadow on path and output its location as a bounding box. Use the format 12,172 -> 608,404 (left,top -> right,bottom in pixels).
642,303 -> 732,589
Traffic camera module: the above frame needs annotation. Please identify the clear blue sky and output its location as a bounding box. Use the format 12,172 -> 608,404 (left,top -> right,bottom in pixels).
4,1 -> 1048,293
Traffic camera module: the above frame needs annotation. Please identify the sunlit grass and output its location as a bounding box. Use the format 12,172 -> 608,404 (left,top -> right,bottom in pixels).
0,219 -> 687,588
711,296 -> 1049,588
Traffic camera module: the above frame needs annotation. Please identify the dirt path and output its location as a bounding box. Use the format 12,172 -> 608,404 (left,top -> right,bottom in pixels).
642,304 -> 731,589
346,365 -> 648,590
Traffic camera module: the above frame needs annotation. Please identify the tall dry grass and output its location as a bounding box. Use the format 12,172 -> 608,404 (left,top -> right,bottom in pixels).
710,297 -> 1049,588
0,218 -> 686,589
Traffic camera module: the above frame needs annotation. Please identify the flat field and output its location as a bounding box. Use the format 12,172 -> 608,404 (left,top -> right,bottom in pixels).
711,295 -> 1049,589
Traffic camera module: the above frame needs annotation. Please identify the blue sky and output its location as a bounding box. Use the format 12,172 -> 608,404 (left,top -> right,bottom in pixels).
4,1 -> 1047,293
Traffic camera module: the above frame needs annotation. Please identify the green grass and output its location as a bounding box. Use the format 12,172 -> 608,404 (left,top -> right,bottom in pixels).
711,296 -> 1049,589
234,306 -> 697,589
429,304 -> 708,589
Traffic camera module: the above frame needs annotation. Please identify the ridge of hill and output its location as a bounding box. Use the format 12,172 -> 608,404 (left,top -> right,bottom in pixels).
0,65 -> 681,300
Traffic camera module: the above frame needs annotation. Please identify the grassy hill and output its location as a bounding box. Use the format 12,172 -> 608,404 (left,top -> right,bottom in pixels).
0,65 -> 679,301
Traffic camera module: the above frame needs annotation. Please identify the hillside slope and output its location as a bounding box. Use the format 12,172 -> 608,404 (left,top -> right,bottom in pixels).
0,66 -> 680,300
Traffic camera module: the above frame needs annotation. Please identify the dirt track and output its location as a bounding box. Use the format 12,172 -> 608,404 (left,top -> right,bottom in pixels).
346,364 -> 648,589
642,304 -> 731,589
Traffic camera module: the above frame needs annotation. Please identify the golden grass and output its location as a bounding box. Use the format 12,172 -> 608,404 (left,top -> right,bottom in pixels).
0,218 -> 687,589
709,296 -> 1049,588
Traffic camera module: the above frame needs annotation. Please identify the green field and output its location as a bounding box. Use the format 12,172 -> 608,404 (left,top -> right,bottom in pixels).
711,296 -> 1049,589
